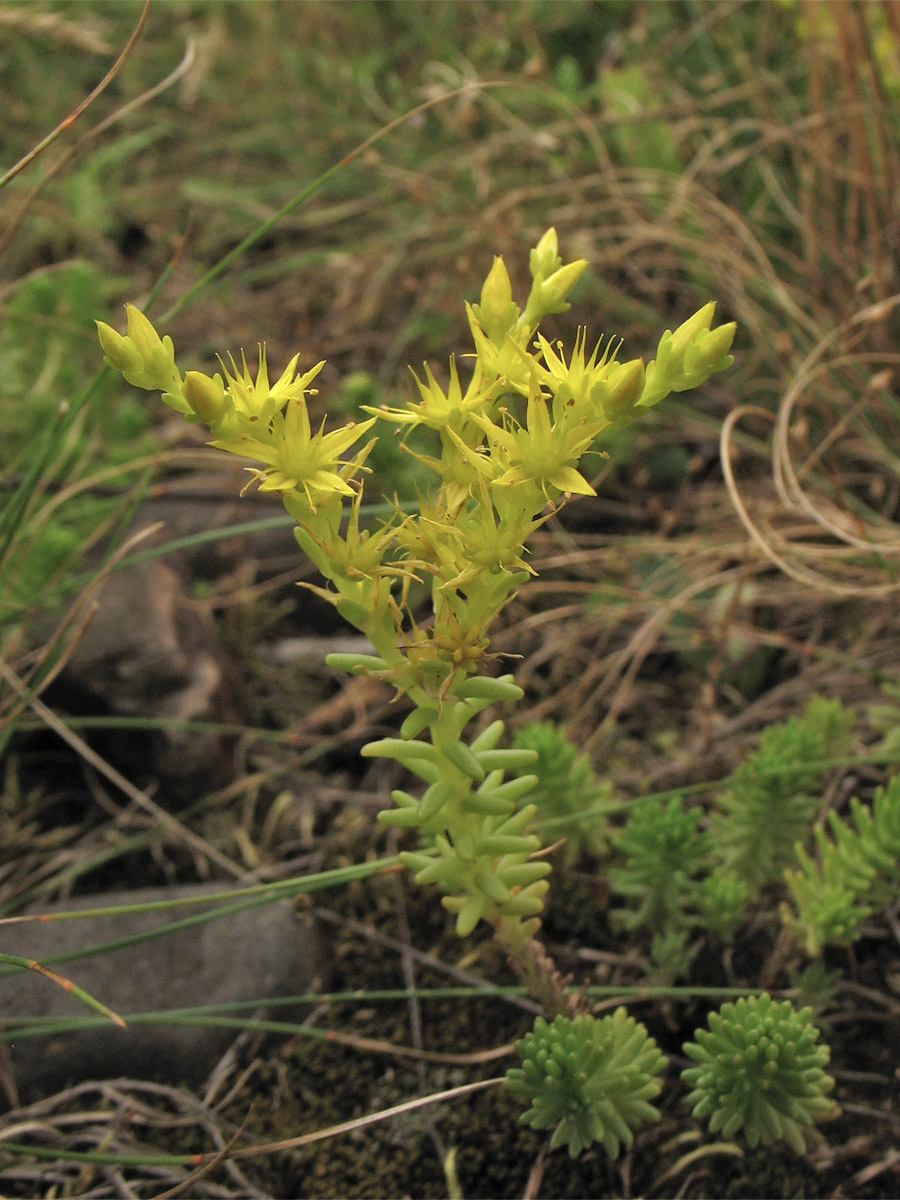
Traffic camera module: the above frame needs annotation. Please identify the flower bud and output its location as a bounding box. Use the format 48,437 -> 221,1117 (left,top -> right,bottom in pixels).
598,357 -> 645,420
639,303 -> 736,406
182,370 -> 227,425
665,302 -> 734,389
669,301 -> 716,361
96,305 -> 179,392
681,321 -> 736,383
96,320 -> 143,378
529,227 -> 562,281
123,304 -> 178,390
475,256 -> 519,342
536,259 -> 588,314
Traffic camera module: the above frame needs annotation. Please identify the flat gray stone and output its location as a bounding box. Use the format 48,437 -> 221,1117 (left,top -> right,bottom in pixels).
0,884 -> 322,1100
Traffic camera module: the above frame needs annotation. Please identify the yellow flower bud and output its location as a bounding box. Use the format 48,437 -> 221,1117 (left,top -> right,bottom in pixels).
669,301 -> 716,363
473,256 -> 520,343
665,302 -> 735,388
96,305 -> 179,392
599,357 -> 645,420
123,304 -> 179,390
684,321 -> 736,379
182,370 -> 228,426
529,227 -> 562,280
639,302 -> 735,406
480,255 -> 513,313
536,259 -> 588,314
96,320 -> 143,378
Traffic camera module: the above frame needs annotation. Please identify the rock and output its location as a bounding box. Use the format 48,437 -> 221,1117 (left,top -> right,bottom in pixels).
39,466 -> 341,798
49,549 -> 246,800
0,883 -> 322,1102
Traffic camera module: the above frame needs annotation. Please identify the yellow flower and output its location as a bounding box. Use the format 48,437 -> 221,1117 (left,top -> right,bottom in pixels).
471,373 -> 604,499
535,329 -> 615,419
211,396 -> 376,509
217,347 -> 325,421
437,479 -> 539,590
365,357 -> 498,435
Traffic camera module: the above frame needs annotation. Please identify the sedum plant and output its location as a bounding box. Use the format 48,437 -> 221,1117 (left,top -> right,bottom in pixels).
681,994 -> 837,1153
710,696 -> 854,893
97,229 -> 735,959
93,234 -> 857,1163
98,231 -> 762,1163
506,1008 -> 666,1159
611,794 -> 709,934
607,697 -> 853,959
783,773 -> 900,954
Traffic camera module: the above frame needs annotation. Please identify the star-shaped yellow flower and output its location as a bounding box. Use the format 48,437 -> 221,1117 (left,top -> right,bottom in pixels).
469,373 -> 605,499
211,397 -> 376,509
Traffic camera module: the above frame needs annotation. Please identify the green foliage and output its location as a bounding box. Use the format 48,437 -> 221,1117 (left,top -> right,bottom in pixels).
6,521 -> 80,614
783,775 -> 900,954
512,721 -> 613,865
505,1008 -> 666,1159
611,795 -> 709,934
606,697 -> 856,972
598,62 -> 682,173
711,696 -> 854,892
1,264 -> 154,467
0,261 -> 159,651
697,868 -> 750,943
787,961 -> 842,1020
867,676 -> 900,762
682,994 -> 837,1153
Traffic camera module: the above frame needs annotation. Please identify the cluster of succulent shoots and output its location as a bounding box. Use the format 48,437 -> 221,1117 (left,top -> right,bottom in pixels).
682,995 -> 838,1153
505,996 -> 837,1160
506,1008 -> 667,1159
98,233 -> 844,1161
98,229 -> 734,950
784,773 -> 900,954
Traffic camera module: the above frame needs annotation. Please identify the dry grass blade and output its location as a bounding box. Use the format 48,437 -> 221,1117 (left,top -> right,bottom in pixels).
0,1079 -> 263,1198
0,0 -> 151,191
227,1076 -> 504,1160
722,295 -> 900,597
148,1105 -> 254,1200
314,1025 -> 513,1067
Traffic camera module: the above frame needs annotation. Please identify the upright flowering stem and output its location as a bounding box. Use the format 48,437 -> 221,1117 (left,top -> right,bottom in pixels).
98,230 -> 735,1003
